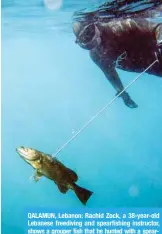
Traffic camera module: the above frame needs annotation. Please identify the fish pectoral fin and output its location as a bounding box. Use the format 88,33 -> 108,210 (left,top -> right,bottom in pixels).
34,170 -> 43,182
66,168 -> 78,182
57,183 -> 69,194
29,175 -> 34,181
34,175 -> 41,182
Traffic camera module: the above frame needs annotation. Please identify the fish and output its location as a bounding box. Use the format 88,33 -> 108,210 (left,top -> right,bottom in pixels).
16,146 -> 93,205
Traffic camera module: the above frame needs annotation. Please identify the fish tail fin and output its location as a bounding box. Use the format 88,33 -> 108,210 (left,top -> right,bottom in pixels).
72,183 -> 93,205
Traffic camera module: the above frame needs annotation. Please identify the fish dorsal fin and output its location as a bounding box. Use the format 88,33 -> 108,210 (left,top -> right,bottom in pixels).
66,168 -> 78,182
57,184 -> 69,194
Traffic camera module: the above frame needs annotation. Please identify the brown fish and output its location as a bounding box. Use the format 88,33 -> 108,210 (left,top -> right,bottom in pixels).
16,146 -> 93,205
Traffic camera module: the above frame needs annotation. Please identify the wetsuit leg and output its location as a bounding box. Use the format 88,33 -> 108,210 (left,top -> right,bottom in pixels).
90,50 -> 138,108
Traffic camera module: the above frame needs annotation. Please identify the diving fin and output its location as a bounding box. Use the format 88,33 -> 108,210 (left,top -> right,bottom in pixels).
72,183 -> 93,205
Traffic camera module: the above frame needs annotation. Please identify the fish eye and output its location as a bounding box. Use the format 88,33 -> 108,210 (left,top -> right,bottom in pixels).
21,146 -> 28,152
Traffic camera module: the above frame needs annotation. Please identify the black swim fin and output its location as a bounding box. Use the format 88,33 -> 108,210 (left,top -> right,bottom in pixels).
72,183 -> 93,205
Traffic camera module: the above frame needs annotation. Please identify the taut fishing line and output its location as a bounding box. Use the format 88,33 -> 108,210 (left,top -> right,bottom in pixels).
53,59 -> 158,157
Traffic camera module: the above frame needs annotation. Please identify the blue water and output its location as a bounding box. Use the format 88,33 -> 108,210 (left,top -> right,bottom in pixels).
2,1 -> 162,233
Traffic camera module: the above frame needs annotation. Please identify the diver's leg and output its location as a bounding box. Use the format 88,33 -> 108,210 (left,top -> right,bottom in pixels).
90,50 -> 138,108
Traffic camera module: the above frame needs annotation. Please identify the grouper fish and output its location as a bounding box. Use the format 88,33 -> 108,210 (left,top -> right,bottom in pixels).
16,146 -> 93,205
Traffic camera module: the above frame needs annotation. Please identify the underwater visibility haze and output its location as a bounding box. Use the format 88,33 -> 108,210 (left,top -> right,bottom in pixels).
2,0 -> 162,233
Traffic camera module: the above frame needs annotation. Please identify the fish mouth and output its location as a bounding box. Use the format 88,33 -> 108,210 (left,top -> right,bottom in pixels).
16,146 -> 39,161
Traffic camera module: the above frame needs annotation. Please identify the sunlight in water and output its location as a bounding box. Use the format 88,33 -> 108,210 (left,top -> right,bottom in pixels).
44,0 -> 63,10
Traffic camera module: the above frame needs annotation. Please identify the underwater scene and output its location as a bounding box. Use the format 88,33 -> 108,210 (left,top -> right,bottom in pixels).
2,0 -> 162,233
